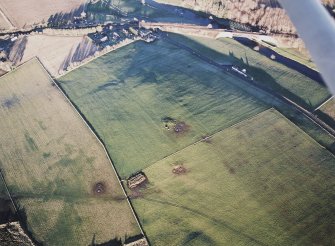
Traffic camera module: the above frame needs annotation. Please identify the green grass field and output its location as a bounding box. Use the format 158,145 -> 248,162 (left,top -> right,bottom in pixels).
168,34 -> 330,110
0,59 -> 140,245
272,47 -> 317,71
58,39 -> 269,178
316,97 -> 335,129
164,34 -> 335,153
132,109 -> 335,246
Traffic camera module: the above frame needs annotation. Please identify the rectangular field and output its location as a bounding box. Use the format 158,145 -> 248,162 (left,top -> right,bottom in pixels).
132,109 -> 335,246
58,39 -> 269,178
0,58 -> 140,245
168,34 -> 330,109
0,0 -> 86,28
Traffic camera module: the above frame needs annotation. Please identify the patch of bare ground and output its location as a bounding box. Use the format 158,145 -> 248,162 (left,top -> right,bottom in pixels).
0,0 -> 86,29
174,121 -> 190,135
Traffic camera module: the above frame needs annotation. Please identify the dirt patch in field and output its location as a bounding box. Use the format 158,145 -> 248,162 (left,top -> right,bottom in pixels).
174,121 -> 190,135
162,117 -> 190,135
172,164 -> 188,175
92,182 -> 106,195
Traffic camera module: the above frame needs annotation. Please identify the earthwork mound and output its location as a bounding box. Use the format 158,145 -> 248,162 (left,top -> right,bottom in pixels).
161,116 -> 190,135
93,182 -> 106,195
172,165 -> 187,175
174,121 -> 190,135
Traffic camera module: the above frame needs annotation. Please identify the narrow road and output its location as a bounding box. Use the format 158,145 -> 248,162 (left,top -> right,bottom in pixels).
160,32 -> 335,138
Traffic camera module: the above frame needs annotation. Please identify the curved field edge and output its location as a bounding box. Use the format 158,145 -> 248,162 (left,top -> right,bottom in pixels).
0,58 -> 141,245
132,108 -> 335,246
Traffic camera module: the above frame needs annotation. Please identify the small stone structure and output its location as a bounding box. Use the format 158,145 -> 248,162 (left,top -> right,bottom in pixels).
124,238 -> 149,246
127,172 -> 147,189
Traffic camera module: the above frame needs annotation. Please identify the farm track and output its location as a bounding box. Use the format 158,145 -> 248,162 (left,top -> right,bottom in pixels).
161,32 -> 335,139
35,57 -> 149,244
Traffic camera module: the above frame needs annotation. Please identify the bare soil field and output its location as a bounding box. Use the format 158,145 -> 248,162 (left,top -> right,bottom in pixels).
0,10 -> 12,31
0,58 -> 141,245
0,69 -> 6,77
9,35 -> 98,77
0,0 -> 86,29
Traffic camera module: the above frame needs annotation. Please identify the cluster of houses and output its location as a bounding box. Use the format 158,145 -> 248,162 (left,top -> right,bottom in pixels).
89,21 -> 158,48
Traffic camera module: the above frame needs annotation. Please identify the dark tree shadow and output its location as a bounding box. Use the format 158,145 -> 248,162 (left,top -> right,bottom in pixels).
90,234 -> 122,246
16,205 -> 43,246
8,36 -> 28,65
59,36 -> 99,72
47,4 -> 87,28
